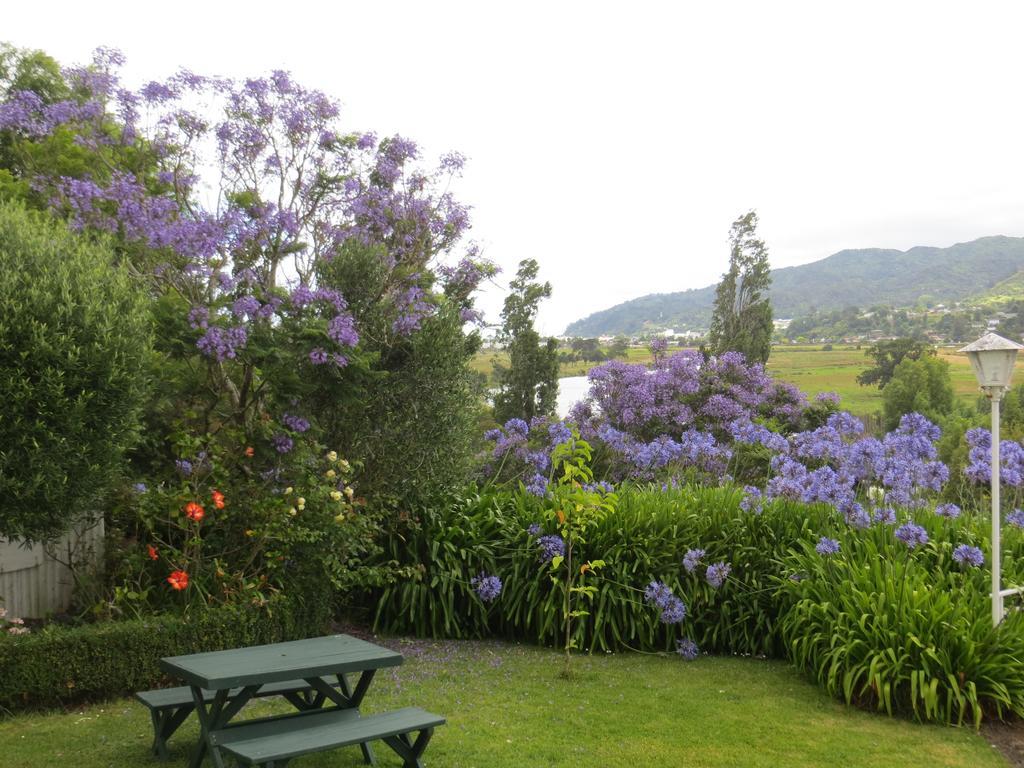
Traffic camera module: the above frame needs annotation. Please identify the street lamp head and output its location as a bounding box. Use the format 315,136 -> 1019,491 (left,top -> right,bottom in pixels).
960,332 -> 1024,392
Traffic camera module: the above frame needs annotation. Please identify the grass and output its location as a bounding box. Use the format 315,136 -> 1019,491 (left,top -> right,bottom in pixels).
0,639 -> 1008,768
474,343 -> 1024,419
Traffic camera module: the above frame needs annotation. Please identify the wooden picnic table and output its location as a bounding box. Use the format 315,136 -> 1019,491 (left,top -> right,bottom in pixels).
160,634 -> 403,768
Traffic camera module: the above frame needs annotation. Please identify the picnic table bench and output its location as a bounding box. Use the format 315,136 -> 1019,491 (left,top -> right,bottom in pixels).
136,634 -> 444,768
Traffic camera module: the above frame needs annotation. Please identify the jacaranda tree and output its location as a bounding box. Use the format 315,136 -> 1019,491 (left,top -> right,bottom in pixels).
0,48 -> 494,502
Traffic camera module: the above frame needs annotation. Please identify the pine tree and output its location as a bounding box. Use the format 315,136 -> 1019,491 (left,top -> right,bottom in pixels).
492,259 -> 559,423
708,211 -> 773,364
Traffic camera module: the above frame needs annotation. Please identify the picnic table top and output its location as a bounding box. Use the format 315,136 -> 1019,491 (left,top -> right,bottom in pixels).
160,633 -> 403,690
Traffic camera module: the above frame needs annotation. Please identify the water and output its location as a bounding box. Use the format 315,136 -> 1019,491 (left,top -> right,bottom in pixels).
557,375 -> 590,418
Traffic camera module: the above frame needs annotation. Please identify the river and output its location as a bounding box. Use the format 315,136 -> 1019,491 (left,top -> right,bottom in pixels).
557,375 -> 590,418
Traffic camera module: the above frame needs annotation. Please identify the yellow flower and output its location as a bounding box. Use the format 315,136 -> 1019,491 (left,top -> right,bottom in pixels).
297,497 -> 305,506
288,507 -> 297,516
330,490 -> 343,501
334,513 -> 346,523
339,459 -> 351,472
245,529 -> 254,537
344,486 -> 354,499
284,486 -> 293,495
325,469 -> 336,479
326,451 -> 338,462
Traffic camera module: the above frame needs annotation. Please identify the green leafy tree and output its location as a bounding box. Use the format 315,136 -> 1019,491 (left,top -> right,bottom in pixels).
492,259 -> 559,423
857,338 -> 933,389
882,355 -> 954,430
0,202 -> 151,542
708,211 -> 773,364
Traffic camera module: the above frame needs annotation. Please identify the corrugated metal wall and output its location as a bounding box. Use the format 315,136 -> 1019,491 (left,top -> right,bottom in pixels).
0,520 -> 104,619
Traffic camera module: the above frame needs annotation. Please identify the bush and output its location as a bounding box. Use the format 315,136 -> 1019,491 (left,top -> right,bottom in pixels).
373,484 -> 831,657
779,517 -> 1024,726
0,203 -> 151,542
0,592 -> 331,711
373,483 -> 1024,725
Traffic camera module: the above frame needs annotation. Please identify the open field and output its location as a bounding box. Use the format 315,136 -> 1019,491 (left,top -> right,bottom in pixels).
475,344 -> 1024,418
0,639 -> 1008,768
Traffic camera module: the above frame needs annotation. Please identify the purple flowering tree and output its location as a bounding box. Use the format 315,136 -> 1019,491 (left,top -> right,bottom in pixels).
0,50 -> 494,486
567,349 -> 807,482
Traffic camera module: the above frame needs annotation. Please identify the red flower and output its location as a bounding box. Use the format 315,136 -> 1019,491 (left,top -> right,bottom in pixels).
244,446 -> 255,457
147,545 -> 158,561
211,490 -> 226,510
167,570 -> 189,591
184,501 -> 205,522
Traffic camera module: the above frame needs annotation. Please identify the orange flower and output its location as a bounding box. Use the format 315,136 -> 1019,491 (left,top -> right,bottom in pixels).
184,501 -> 205,522
167,570 -> 189,591
211,490 -> 226,509
147,545 -> 158,561
244,446 -> 255,457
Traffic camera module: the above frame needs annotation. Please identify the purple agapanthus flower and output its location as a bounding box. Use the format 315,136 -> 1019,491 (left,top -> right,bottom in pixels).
705,562 -> 731,589
935,503 -> 961,519
675,638 -> 700,660
895,522 -> 929,549
526,523 -> 541,536
1008,509 -> 1024,529
175,459 -> 193,477
952,544 -> 984,568
536,535 -> 565,565
815,537 -> 840,556
682,548 -> 705,574
272,434 -> 294,454
471,573 -> 502,602
643,580 -> 686,624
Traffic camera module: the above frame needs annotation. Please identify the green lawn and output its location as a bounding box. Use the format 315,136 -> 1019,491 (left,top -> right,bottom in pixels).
0,639 -> 1007,768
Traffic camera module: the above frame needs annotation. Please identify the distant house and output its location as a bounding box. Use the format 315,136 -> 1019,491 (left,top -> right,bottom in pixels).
773,318 -> 792,330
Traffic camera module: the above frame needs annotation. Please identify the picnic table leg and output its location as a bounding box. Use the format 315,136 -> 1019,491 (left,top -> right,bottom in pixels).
340,672 -> 378,766
188,685 -> 259,768
151,704 -> 195,759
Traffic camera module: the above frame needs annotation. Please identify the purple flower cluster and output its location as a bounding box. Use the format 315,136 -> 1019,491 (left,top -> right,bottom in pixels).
536,535 -> 565,564
272,434 -> 294,454
643,581 -> 687,624
964,427 -> 1024,487
739,486 -> 764,514
895,522 -> 929,549
935,503 -> 961,519
766,412 -> 948,521
1008,509 -> 1024,529
705,562 -> 731,589
815,536 -> 841,556
196,325 -> 248,361
952,544 -> 984,568
483,417 -> 578,495
471,573 -> 502,602
682,548 -> 705,574
675,638 -> 700,661
282,413 -> 310,433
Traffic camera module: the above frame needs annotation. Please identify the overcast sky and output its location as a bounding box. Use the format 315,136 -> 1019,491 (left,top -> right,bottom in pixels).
6,1 -> 1024,334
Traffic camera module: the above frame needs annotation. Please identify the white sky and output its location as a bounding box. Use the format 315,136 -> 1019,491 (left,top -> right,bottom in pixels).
6,1 -> 1024,334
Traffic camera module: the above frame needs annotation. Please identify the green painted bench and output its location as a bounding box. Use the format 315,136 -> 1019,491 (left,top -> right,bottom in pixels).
135,678 -> 338,759
209,706 -> 446,768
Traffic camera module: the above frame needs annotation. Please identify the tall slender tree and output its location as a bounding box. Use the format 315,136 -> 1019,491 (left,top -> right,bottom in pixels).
708,211 -> 773,364
492,259 -> 559,423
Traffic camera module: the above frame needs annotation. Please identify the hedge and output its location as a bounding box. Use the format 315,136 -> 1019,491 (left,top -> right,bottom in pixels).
0,592 -> 331,712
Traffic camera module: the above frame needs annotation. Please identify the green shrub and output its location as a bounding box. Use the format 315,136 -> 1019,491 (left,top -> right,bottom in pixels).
0,592 -> 331,712
373,485 -> 831,657
0,202 -> 151,542
779,517 -> 1024,726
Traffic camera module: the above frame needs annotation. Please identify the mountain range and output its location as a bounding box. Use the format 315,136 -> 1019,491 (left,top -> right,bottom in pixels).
564,236 -> 1024,337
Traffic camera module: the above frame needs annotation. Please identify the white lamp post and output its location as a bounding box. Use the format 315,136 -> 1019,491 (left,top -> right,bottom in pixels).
961,332 -> 1024,626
